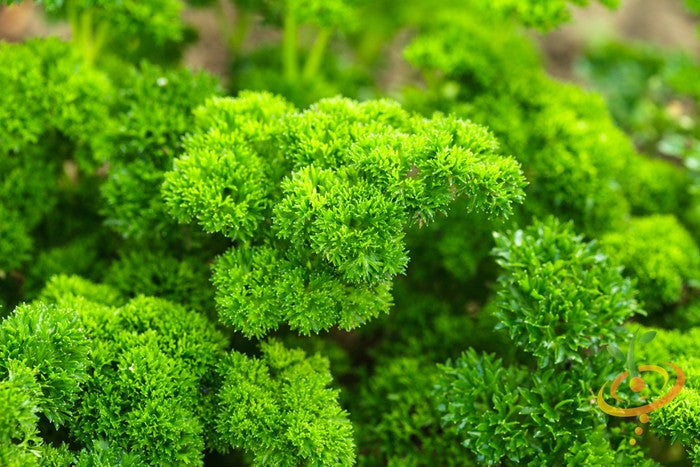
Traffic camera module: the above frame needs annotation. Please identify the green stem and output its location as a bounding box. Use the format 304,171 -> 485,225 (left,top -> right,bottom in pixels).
67,1 -> 80,44
215,0 -> 233,49
66,4 -> 106,66
89,20 -> 109,65
627,330 -> 638,378
230,9 -> 251,59
283,8 -> 298,83
357,31 -> 383,66
301,28 -> 330,82
79,9 -> 92,62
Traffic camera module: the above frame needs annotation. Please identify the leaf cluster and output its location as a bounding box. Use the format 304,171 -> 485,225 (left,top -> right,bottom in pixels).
492,217 -> 639,367
215,339 -> 355,466
600,215 -> 700,312
0,275 -> 356,465
163,92 -> 525,336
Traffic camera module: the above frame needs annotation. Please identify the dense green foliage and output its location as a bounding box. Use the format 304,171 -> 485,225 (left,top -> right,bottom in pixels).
215,340 -> 355,465
1,0 -> 699,464
0,275 -> 353,465
492,218 -> 639,366
600,215 -> 700,312
162,92 -> 524,336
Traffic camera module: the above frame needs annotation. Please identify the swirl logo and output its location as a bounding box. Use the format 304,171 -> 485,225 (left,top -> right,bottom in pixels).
597,329 -> 685,445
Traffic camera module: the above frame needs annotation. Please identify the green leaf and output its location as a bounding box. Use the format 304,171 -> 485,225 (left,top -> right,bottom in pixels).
606,344 -> 624,361
639,330 -> 656,344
